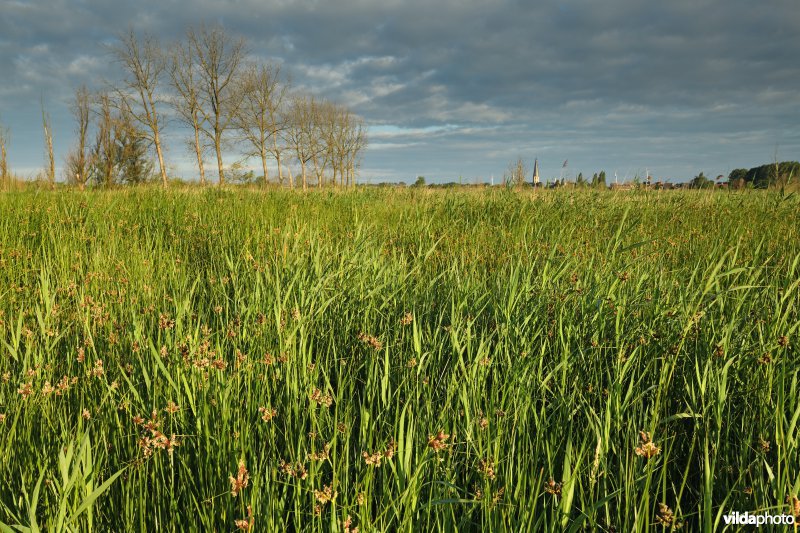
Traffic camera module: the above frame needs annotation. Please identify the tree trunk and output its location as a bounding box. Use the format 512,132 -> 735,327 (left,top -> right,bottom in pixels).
288,166 -> 293,189
274,138 -> 283,185
194,126 -> 206,185
154,133 -> 168,187
0,141 -> 7,189
215,132 -> 225,186
261,149 -> 269,188
43,112 -> 55,190
313,156 -> 322,189
301,160 -> 307,190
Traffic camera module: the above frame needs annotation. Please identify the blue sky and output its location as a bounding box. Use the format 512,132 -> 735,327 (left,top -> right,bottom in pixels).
0,0 -> 798,184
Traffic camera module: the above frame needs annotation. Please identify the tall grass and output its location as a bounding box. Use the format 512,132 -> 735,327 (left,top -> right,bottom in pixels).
0,187 -> 798,531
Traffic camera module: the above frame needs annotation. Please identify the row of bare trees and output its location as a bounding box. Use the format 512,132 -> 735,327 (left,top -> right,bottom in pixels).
58,25 -> 367,189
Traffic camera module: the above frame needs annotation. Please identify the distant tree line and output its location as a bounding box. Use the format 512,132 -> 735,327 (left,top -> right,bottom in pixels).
728,161 -> 799,189
41,25 -> 368,189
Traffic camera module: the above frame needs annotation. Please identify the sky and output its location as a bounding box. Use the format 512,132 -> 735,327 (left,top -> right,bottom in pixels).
0,0 -> 798,184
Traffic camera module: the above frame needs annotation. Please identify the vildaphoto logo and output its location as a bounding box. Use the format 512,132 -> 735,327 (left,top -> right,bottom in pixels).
722,511 -> 796,527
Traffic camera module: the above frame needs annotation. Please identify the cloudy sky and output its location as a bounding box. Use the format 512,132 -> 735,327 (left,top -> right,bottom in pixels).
1,0 -> 798,184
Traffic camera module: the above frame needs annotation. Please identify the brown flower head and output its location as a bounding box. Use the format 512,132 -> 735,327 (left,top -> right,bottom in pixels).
230,459 -> 250,497
427,430 -> 450,452
634,431 -> 661,459
309,388 -> 333,408
362,451 -> 383,467
18,382 -> 34,398
313,484 -> 337,504
478,457 -> 496,480
544,478 -> 561,496
357,332 -> 383,350
787,495 -> 800,519
342,515 -> 359,533
258,406 -> 277,422
234,506 -> 254,531
655,503 -> 681,528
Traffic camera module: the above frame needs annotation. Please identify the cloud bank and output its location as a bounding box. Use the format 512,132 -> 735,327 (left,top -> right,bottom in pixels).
1,0 -> 798,182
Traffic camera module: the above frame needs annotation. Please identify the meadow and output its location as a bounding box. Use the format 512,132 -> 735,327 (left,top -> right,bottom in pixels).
0,186 -> 798,531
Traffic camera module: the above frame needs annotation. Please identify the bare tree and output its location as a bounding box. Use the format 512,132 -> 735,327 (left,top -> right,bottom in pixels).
504,158 -> 527,188
41,99 -> 55,189
285,94 -> 322,190
65,85 -> 92,189
269,75 -> 290,186
169,41 -> 207,185
325,103 -> 347,187
232,62 -> 287,187
187,24 -> 246,186
342,113 -> 367,187
91,92 -> 117,188
112,28 -> 169,187
88,92 -> 154,187
310,98 -> 333,188
323,103 -> 365,188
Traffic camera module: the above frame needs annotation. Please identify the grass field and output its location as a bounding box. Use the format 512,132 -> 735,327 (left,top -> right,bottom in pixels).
0,187 -> 799,531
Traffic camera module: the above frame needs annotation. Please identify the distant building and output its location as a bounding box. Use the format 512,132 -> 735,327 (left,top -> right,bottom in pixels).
532,158 -> 540,187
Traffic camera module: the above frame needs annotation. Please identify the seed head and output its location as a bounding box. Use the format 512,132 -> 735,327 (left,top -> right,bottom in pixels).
634,431 -> 661,459
342,515 -> 359,533
544,478 -> 561,496
357,332 -> 383,350
234,506 -> 254,531
789,495 -> 800,519
309,388 -> 333,408
655,503 -> 681,528
229,459 -> 250,497
258,406 -> 277,422
18,382 -> 34,398
427,430 -> 450,452
759,436 -> 770,453
313,484 -> 336,504
384,438 -> 396,459
478,457 -> 496,480
362,451 -> 383,467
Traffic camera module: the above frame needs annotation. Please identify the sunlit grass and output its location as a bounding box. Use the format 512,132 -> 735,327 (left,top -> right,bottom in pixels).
0,187 -> 798,531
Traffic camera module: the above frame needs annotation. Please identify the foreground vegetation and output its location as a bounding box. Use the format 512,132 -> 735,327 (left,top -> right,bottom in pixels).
0,187 -> 798,531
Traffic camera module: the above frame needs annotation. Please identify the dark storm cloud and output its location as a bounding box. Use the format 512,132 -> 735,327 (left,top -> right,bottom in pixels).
0,0 -> 798,181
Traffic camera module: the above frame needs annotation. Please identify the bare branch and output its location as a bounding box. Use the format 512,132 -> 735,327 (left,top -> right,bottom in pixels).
186,23 -> 247,185
111,28 -> 169,187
